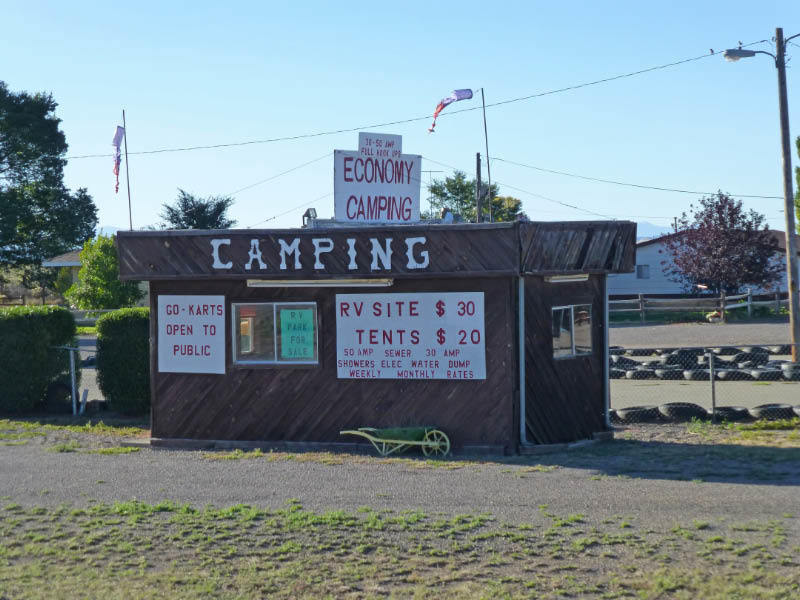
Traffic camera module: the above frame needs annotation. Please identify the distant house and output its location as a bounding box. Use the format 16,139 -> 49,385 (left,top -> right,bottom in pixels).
608,230 -> 796,297
41,249 -> 82,285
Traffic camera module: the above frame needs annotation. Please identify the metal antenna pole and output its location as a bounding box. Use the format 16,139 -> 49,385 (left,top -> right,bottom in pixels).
480,88 -> 493,222
122,109 -> 133,230
476,152 -> 482,222
775,28 -> 800,362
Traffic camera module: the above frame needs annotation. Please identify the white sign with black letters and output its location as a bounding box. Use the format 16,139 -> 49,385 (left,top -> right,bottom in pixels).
157,295 -> 226,374
336,292 -> 485,380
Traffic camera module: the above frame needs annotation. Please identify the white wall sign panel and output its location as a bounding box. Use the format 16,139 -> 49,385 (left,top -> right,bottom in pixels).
336,292 -> 485,380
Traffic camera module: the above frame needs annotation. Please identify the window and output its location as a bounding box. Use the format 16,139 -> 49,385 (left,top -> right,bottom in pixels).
552,304 -> 592,358
232,302 -> 318,365
636,264 -> 650,279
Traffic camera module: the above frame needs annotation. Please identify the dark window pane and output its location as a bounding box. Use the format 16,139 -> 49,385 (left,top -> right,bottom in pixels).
553,307 -> 572,357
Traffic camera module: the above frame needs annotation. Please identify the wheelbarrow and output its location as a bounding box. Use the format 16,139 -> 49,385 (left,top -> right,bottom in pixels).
339,426 -> 450,457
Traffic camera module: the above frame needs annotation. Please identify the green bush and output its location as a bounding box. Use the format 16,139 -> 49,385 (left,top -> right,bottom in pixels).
96,308 -> 150,415
0,306 -> 77,413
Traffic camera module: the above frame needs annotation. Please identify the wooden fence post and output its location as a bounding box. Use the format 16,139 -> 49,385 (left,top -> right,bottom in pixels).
747,288 -> 752,318
638,293 -> 645,324
775,291 -> 781,315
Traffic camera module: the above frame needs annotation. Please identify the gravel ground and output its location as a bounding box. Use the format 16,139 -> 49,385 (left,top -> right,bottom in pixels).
2,421 -> 799,531
610,319 -> 791,348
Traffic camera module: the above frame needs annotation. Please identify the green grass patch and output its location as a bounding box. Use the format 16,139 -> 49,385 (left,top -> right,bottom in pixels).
1,501 -> 798,599
75,326 -> 97,335
86,446 -> 140,455
47,441 -> 81,453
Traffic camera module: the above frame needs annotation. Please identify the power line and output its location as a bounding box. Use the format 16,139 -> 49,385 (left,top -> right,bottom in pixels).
421,155 -> 615,219
226,152 -> 332,197
65,42 -> 765,161
492,156 -> 783,199
495,180 -> 613,219
247,192 -> 332,228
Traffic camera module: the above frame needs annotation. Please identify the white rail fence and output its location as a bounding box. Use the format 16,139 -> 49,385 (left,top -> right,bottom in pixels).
610,290 -> 788,323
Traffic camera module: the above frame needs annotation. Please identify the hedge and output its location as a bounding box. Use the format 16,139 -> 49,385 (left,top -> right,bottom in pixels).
96,308 -> 150,415
0,306 -> 77,413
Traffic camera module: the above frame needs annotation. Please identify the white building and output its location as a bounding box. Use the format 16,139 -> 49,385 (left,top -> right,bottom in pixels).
608,230 -> 797,296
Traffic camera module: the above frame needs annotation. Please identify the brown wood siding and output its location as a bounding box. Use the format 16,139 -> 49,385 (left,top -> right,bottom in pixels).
523,275 -> 606,444
149,277 -> 517,451
519,221 -> 636,274
117,224 -> 519,281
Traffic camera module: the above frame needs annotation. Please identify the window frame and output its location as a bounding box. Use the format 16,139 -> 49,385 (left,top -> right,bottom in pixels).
551,304 -> 593,359
231,301 -> 319,367
636,264 -> 650,279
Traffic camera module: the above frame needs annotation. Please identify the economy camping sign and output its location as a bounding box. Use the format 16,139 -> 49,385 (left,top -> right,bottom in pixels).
334,132 -> 421,224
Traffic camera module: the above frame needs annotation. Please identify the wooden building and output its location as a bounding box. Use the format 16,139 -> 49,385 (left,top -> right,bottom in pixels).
116,220 -> 635,454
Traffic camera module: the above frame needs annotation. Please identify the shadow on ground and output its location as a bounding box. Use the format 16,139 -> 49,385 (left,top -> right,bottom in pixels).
525,438 -> 800,485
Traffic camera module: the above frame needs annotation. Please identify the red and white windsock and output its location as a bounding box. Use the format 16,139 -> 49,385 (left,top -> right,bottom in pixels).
112,126 -> 125,193
428,89 -> 473,133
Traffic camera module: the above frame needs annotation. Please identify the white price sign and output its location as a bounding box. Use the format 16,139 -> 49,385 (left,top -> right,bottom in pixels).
336,292 -> 485,380
334,132 -> 421,223
157,295 -> 225,374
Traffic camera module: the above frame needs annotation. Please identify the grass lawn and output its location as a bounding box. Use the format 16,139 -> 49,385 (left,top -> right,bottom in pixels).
1,499 -> 799,599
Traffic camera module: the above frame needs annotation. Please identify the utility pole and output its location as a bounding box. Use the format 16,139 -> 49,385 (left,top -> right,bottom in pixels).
480,88 -> 493,222
775,28 -> 800,362
476,153 -> 482,222
122,109 -> 132,231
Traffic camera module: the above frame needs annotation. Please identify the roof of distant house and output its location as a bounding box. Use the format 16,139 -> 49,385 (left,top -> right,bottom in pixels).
637,229 -> 798,255
41,250 -> 81,267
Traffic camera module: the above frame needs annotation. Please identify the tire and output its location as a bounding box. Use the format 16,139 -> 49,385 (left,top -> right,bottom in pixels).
612,356 -> 639,369
654,368 -> 684,380
750,369 -> 782,381
781,363 -> 800,381
627,348 -> 655,357
626,369 -> 656,380
609,409 -> 624,424
732,352 -> 767,366
609,346 -> 625,355
683,369 -> 710,381
715,369 -> 754,381
710,406 -> 751,422
609,368 -> 627,379
768,345 -> 792,355
658,402 -> 707,422
739,346 -> 769,355
615,405 -> 660,422
711,346 -> 738,356
794,406 -> 800,418
748,404 -> 795,420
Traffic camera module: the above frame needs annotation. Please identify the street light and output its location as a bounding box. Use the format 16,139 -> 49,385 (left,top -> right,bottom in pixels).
724,28 -> 800,362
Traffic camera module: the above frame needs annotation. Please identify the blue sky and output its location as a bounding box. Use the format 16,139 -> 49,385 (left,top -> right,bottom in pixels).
3,1 -> 800,233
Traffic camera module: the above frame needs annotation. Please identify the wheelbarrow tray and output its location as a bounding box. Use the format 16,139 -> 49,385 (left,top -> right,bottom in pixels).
339,426 -> 450,457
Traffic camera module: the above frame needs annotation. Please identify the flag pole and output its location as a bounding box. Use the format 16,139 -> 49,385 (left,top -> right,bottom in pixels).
480,88 -> 492,222
122,109 -> 132,230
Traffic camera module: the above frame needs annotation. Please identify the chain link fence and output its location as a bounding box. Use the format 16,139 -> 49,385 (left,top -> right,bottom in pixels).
609,343 -> 800,424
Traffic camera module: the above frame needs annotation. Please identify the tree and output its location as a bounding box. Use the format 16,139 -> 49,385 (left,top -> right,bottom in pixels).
65,235 -> 144,309
427,171 -> 522,222
661,192 -> 783,294
160,189 -> 236,229
0,81 -> 98,273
